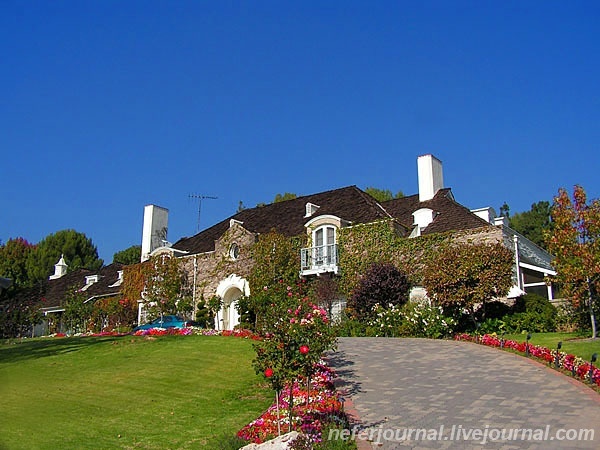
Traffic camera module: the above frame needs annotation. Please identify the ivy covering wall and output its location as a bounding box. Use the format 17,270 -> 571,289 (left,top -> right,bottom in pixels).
338,219 -> 504,296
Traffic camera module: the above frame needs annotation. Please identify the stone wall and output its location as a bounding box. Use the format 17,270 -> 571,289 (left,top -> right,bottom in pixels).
180,222 -> 258,305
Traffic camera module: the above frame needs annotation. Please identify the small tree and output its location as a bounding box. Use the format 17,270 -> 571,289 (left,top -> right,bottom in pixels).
312,274 -> 339,320
346,262 -> 410,320
142,254 -> 189,319
422,242 -> 514,322
546,185 -> 600,338
252,284 -> 336,432
63,287 -> 93,334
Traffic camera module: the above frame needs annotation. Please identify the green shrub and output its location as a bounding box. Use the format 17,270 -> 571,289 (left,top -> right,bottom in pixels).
502,294 -> 557,333
335,314 -> 367,337
478,317 -> 507,334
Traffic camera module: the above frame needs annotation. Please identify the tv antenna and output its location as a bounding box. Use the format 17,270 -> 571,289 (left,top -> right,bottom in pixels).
189,194 -> 218,233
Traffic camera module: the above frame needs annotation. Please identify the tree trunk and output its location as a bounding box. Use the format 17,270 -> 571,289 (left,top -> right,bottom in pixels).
588,278 -> 597,339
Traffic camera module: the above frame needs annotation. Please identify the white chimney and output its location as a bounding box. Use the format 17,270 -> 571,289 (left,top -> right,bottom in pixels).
141,205 -> 169,262
417,154 -> 444,202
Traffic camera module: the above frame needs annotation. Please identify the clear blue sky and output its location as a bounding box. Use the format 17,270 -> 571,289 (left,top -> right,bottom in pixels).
2,1 -> 599,264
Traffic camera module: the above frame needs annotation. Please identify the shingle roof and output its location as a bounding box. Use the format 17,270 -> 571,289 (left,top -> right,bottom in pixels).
381,188 -> 492,235
172,186 -> 391,254
28,263 -> 124,309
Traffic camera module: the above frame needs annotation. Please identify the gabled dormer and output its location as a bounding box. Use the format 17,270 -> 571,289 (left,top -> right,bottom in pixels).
81,274 -> 100,291
305,202 -> 320,218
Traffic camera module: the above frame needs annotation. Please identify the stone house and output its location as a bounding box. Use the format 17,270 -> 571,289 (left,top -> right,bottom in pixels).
140,154 -> 556,330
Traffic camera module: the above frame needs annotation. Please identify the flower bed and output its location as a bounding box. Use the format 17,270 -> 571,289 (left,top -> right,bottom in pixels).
455,333 -> 600,388
237,362 -> 346,444
131,327 -> 261,339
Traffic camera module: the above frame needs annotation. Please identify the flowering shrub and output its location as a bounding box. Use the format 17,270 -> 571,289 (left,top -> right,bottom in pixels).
369,303 -> 404,337
400,302 -> 456,338
368,302 -> 456,338
250,282 -> 338,439
238,363 -> 345,444
455,333 -> 600,387
130,327 -> 261,339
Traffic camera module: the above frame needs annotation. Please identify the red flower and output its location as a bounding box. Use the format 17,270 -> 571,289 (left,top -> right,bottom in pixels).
299,345 -> 309,355
264,368 -> 273,378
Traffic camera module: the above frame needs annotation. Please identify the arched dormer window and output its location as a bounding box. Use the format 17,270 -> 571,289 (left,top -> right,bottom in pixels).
313,225 -> 336,265
301,215 -> 343,275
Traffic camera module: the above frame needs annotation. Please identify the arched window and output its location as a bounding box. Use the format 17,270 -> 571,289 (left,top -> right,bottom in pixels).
313,225 -> 336,266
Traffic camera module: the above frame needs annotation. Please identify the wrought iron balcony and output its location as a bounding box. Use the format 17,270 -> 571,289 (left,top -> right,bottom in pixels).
300,244 -> 339,276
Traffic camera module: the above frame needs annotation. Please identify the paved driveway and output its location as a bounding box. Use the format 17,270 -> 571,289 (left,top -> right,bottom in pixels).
326,338 -> 600,450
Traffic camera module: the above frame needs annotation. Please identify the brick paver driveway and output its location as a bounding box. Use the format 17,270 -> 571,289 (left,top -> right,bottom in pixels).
326,338 -> 600,449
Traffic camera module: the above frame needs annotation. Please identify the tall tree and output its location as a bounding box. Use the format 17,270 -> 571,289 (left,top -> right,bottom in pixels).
422,242 -> 514,321
113,245 -> 142,265
509,201 -> 553,249
26,229 -> 103,284
0,237 -> 36,288
546,185 -> 600,338
364,187 -> 404,203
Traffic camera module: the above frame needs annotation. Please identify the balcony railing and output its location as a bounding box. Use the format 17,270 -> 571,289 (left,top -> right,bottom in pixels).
300,244 -> 339,275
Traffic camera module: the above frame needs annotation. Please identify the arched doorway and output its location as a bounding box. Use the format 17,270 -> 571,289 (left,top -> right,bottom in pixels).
215,274 -> 250,331
221,287 -> 242,330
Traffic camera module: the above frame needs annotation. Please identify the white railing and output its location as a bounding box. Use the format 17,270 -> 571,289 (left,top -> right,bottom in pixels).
300,244 -> 339,274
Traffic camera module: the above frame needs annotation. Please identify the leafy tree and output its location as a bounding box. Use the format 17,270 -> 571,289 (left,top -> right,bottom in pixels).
256,193 -> 299,207
364,187 -> 404,203
91,296 -> 137,332
113,245 -> 141,265
0,237 -> 36,288
273,192 -> 297,203
546,185 -> 600,338
509,201 -> 553,249
63,287 -> 93,334
141,254 -> 191,319
312,274 -> 339,320
346,262 -> 410,320
0,293 -> 43,338
197,295 -> 222,328
422,242 -> 514,322
499,202 -> 510,218
26,229 -> 103,285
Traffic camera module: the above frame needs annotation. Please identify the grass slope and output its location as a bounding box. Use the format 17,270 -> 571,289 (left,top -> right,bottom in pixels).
0,335 -> 271,450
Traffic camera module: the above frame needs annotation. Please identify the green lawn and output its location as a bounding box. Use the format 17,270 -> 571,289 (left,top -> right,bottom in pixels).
502,332 -> 600,361
0,335 -> 272,450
